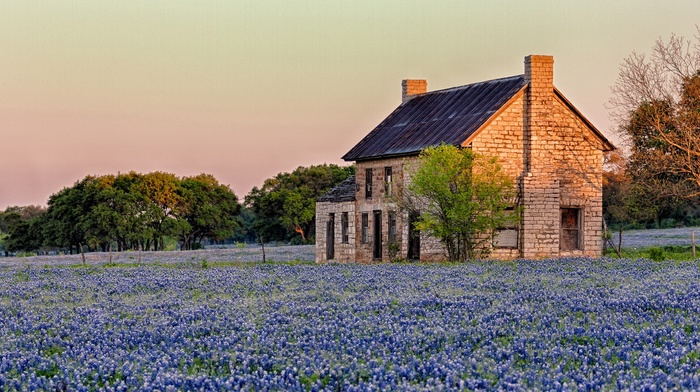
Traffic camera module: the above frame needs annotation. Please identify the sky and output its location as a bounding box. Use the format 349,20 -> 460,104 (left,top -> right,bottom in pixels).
1,1 -> 699,209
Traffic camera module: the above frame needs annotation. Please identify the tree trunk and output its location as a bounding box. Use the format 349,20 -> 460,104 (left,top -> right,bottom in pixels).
260,235 -> 266,262
79,243 -> 86,265
293,225 -> 306,242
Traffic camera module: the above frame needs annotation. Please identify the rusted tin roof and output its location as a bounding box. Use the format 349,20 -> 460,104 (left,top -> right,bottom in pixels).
342,75 -> 527,161
317,175 -> 356,203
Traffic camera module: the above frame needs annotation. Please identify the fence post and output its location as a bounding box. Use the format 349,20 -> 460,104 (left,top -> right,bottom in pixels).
693,230 -> 696,259
618,227 -> 623,259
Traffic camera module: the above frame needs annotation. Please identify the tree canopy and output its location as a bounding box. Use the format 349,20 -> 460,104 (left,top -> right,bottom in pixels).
0,205 -> 47,254
404,144 -> 519,261
5,172 -> 240,254
245,164 -> 355,243
609,28 -> 700,201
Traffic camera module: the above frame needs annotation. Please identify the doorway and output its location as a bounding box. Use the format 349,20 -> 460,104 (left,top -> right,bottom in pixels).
326,214 -> 335,260
408,212 -> 420,261
373,210 -> 382,260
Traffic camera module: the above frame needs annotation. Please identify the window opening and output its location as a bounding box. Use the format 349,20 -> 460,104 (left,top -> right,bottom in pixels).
384,167 -> 393,196
365,168 -> 373,199
493,207 -> 518,248
388,211 -> 397,243
341,212 -> 349,244
560,208 -> 581,251
361,213 -> 369,243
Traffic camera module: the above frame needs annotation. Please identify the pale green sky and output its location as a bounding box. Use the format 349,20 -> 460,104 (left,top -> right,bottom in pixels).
1,1 -> 699,208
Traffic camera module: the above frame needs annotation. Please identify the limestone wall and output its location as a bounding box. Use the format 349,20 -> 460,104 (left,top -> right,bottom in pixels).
354,157 -> 407,263
315,201 -> 356,263
551,96 -> 605,257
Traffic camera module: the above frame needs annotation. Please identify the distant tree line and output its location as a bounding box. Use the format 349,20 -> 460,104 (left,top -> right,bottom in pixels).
0,164 -> 354,256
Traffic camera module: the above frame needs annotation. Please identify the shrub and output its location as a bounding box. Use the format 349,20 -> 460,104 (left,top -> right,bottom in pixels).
648,247 -> 665,261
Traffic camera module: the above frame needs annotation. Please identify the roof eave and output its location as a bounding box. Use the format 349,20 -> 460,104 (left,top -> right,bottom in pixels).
346,151 -> 421,163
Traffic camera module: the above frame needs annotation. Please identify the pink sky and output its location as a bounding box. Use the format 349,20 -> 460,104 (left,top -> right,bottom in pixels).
1,1 -> 699,209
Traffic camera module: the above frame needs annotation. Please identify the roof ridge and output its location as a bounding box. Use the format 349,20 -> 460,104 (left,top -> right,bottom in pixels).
418,74 -> 524,96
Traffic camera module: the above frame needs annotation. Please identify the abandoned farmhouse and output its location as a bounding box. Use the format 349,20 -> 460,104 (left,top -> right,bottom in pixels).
316,55 -> 615,262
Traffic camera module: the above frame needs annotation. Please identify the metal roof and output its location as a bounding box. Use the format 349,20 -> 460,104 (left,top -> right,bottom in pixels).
317,175 -> 356,203
342,75 -> 527,161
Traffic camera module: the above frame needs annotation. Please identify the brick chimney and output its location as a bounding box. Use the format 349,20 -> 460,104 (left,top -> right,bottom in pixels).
402,79 -> 427,102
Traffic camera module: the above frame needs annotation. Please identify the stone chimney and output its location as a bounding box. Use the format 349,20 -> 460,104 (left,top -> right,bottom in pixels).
402,79 -> 427,102
521,54 -> 559,259
523,55 -> 554,175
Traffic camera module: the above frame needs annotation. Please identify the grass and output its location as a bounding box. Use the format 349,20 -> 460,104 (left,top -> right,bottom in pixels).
604,245 -> 699,261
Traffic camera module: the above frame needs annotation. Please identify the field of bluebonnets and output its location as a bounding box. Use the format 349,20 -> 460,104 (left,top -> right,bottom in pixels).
2,240 -> 700,390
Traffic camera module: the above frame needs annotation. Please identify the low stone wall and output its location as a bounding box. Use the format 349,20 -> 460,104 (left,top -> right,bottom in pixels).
315,201 -> 356,262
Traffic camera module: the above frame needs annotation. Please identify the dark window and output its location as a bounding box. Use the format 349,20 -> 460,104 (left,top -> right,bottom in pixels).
388,211 -> 397,242
561,208 -> 581,251
361,213 -> 369,243
341,212 -> 349,244
493,207 -> 518,248
365,169 -> 373,198
384,167 -> 393,196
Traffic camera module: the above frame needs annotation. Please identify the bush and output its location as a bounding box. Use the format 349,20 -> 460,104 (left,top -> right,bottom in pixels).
388,241 -> 402,262
648,247 -> 665,261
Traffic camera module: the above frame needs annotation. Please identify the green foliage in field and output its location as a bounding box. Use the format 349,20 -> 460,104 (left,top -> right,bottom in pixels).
605,245 -> 699,261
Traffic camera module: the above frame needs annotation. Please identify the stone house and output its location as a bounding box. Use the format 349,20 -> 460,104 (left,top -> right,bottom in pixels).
316,55 -> 614,262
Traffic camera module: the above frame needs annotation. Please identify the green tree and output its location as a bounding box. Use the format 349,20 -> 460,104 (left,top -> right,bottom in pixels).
245,164 -> 354,243
404,144 -> 519,261
603,150 -> 697,228
43,180 -> 93,254
1,206 -> 47,253
136,172 -> 186,251
229,206 -> 257,243
178,174 -> 241,250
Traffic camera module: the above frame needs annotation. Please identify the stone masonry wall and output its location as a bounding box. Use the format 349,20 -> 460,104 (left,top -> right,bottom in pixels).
354,157 -> 449,262
315,201 -> 355,262
470,55 -> 606,259
355,157 -> 405,263
551,96 -> 605,256
470,92 -> 525,260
